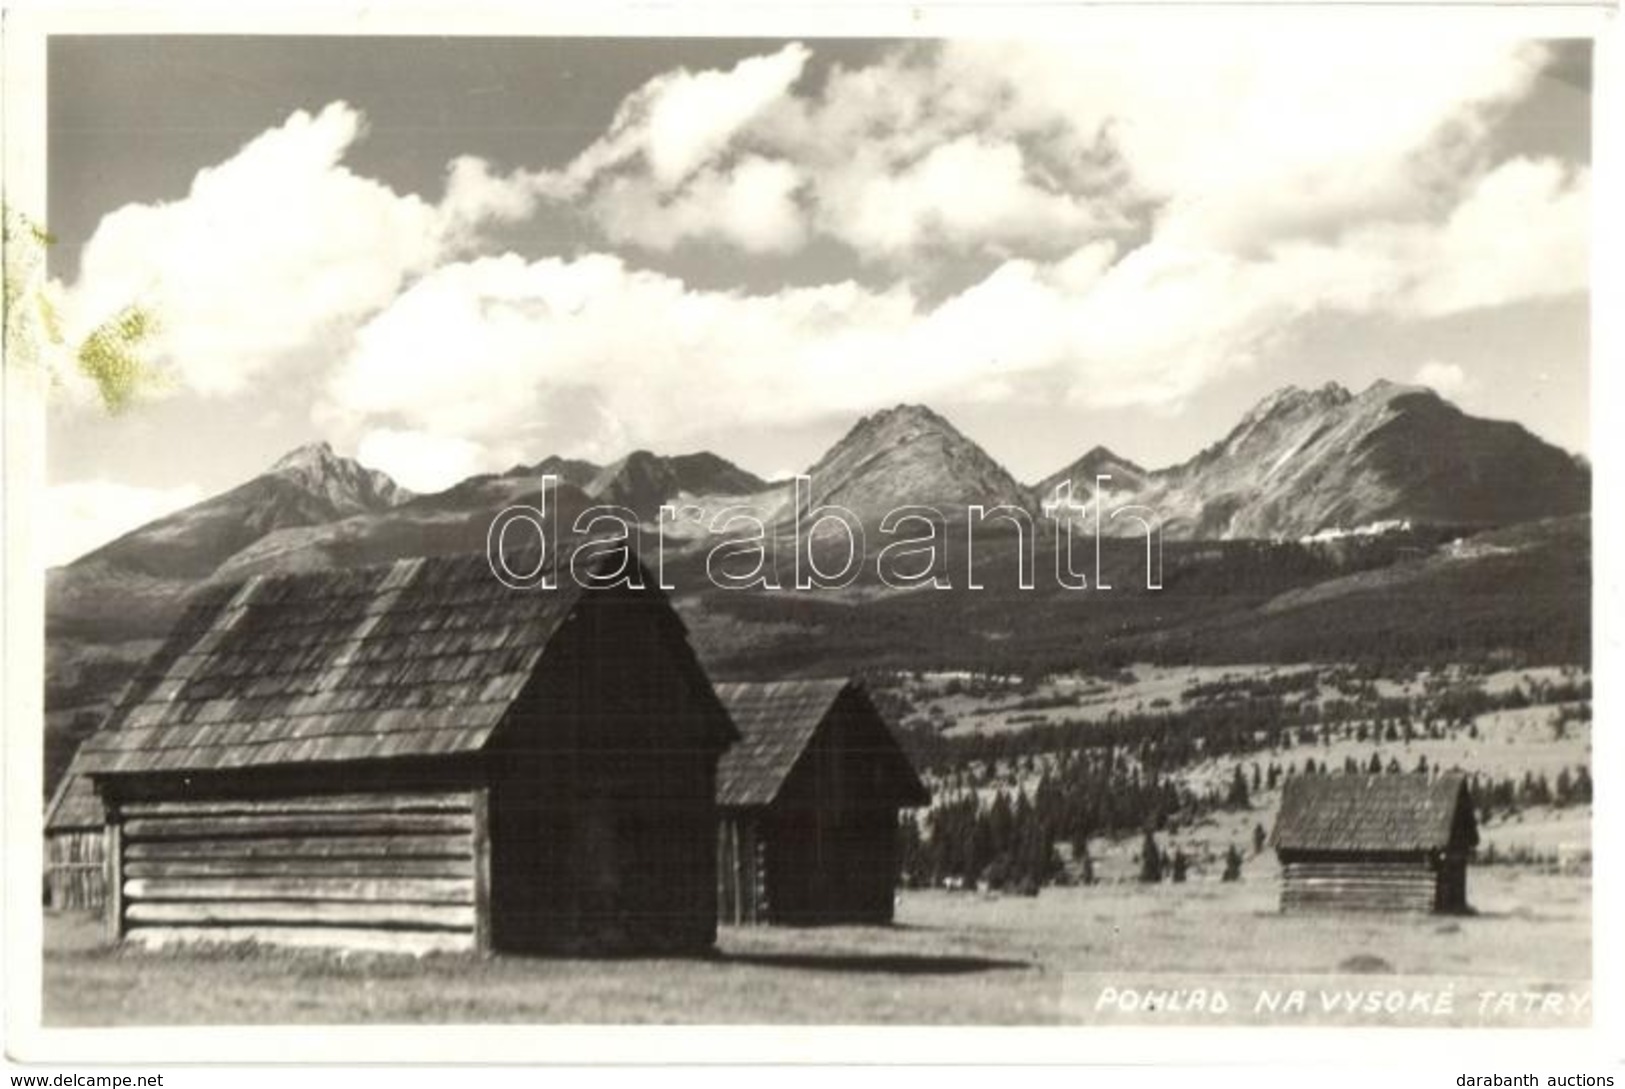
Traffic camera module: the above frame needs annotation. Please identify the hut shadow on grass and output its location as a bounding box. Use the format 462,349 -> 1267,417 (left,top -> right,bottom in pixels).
715,950 -> 1029,975
1461,907 -> 1551,923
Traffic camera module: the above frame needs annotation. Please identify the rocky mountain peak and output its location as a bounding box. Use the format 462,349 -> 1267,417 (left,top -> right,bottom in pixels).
1075,445 -> 1144,475
1034,444 -> 1151,510
801,403 -> 1028,520
586,449 -> 771,521
850,403 -> 950,436
1240,382 -> 1352,427
1355,378 -> 1439,406
1126,377 -> 1586,538
267,440 -> 409,512
504,455 -> 601,490
269,440 -> 338,472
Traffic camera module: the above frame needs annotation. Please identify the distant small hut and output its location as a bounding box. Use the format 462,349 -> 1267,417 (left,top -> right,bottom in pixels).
713,679 -> 929,926
69,548 -> 735,956
1272,773 -> 1478,914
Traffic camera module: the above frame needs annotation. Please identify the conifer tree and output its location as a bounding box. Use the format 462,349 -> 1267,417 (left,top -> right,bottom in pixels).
1227,765 -> 1251,809
1139,830 -> 1163,883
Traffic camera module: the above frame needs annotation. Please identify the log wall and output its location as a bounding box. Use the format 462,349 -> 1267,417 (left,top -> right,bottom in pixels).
716,813 -> 769,925
1279,857 -> 1441,914
46,830 -> 106,910
763,804 -> 900,924
110,790 -> 482,955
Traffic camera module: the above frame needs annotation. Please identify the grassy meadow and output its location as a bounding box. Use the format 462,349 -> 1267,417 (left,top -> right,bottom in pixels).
44,863 -> 1589,1027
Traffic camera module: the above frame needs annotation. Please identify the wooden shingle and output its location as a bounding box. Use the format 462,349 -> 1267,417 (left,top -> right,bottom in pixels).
66,550 -> 599,782
1272,773 -> 1477,854
713,679 -> 928,809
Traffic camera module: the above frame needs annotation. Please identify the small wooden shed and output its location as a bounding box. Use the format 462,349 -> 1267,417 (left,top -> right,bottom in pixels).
70,548 -> 736,956
713,679 -> 929,926
1272,773 -> 1478,914
44,772 -> 107,910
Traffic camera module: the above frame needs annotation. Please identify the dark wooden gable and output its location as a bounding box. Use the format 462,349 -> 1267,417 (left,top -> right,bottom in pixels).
779,684 -> 931,815
490,573 -> 737,758
714,679 -> 928,813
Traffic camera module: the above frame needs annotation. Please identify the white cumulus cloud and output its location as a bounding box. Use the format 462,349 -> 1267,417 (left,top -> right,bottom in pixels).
60,101 -> 532,405
571,43 -> 812,190
320,139 -> 1590,487
1413,361 -> 1472,396
60,38 -> 1592,486
1402,156 -> 1590,316
311,240 -> 1334,483
540,37 -> 1556,262
355,428 -> 489,494
943,36 -> 1551,250
590,156 -> 808,254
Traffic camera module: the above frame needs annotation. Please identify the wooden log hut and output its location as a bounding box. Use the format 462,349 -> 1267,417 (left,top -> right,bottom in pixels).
1272,773 -> 1478,914
713,679 -> 929,926
70,548 -> 736,956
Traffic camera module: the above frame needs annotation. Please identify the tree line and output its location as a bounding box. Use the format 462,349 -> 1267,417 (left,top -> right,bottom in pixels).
896,747 -> 1593,893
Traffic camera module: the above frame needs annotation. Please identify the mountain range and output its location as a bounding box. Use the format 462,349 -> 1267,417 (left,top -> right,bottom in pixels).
1089,380 -> 1589,539
43,377 -> 1590,782
49,378 -> 1589,616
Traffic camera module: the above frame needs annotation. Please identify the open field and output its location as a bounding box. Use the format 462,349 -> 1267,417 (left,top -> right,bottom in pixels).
43,866 -> 1589,1027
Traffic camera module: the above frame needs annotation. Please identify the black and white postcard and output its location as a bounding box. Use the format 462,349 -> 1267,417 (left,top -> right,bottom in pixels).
2,3 -> 1618,1078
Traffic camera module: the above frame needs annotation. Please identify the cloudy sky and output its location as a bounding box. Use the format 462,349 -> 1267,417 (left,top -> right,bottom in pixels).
45,35 -> 1590,563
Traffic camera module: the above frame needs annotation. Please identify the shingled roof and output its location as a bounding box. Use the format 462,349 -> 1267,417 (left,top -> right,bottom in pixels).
713,679 -> 929,809
1272,773 -> 1477,854
56,547 -> 712,799
44,766 -> 104,832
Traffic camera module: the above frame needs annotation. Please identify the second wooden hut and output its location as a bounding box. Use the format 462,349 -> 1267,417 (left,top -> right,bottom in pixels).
714,679 -> 929,926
